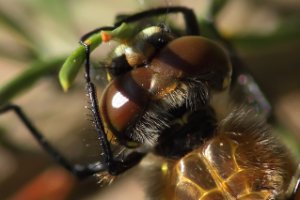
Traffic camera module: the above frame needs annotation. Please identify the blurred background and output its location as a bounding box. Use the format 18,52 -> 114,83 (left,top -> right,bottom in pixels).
0,0 -> 300,199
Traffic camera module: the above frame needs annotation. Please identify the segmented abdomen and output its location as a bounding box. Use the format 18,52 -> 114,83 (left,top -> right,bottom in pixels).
164,128 -> 295,200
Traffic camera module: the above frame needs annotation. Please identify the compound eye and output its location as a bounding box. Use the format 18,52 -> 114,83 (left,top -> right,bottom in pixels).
100,68 -> 153,147
150,36 -> 232,90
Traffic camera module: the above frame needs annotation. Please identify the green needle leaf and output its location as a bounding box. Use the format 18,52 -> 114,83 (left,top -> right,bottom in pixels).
0,58 -> 64,105
59,45 -> 87,92
59,32 -> 104,91
59,23 -> 138,91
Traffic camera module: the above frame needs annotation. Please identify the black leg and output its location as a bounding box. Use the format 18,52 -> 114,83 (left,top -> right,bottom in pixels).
80,42 -> 145,176
114,7 -> 200,35
80,42 -> 114,165
0,103 -> 145,177
0,104 -> 107,179
81,6 -> 199,42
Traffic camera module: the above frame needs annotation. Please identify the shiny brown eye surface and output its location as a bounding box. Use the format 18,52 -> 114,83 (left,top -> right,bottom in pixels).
100,66 -> 181,147
100,68 -> 153,146
150,36 -> 232,90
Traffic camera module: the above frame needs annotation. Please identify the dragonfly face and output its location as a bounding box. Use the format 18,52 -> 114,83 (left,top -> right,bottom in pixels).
100,29 -> 232,151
